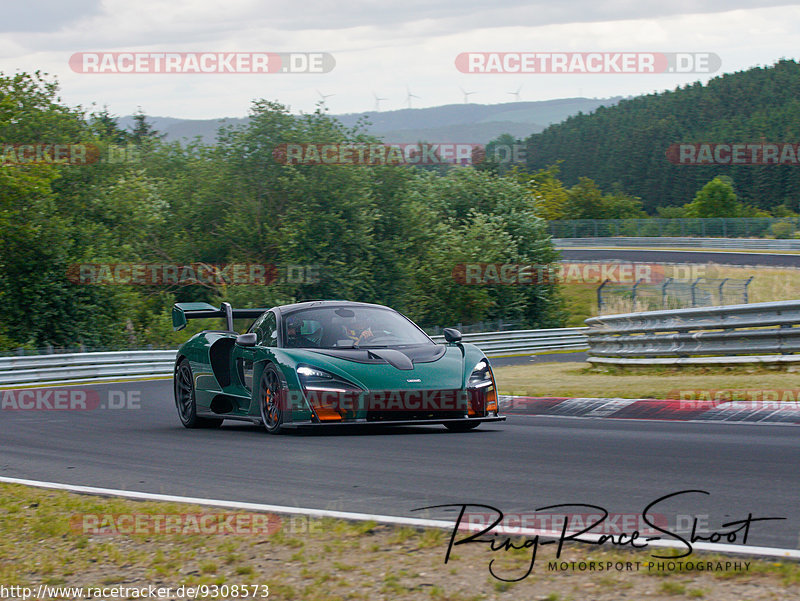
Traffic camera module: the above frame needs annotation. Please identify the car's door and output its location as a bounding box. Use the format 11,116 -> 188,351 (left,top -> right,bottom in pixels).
234,310 -> 277,392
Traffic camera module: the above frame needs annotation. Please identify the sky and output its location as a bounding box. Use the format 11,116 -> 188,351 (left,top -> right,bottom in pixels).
1,1 -> 799,119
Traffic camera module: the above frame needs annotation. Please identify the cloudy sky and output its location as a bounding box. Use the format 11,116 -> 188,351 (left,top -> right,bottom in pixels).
2,1 -> 799,119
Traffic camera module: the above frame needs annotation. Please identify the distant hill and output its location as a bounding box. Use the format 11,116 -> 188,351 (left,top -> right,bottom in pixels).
115,97 -> 624,145
523,59 -> 800,212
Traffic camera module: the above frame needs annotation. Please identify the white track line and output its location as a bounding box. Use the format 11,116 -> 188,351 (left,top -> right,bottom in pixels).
1,476 -> 798,560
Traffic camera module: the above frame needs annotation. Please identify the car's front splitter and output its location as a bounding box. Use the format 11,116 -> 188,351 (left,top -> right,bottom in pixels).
279,415 -> 506,429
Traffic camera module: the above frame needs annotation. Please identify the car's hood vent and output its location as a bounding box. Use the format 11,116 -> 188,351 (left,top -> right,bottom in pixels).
308,344 -> 445,369
365,349 -> 414,370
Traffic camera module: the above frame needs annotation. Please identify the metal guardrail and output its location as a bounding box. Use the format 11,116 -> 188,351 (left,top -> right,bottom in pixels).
549,217 -> 798,239
555,237 -> 800,250
0,351 -> 177,385
585,300 -> 800,366
430,328 -> 589,356
0,329 -> 589,386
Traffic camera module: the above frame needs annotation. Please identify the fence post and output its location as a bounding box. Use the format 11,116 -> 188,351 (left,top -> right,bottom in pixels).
597,279 -> 610,311
718,278 -> 728,305
661,277 -> 672,308
743,276 -> 754,303
631,278 -> 643,311
690,278 -> 701,307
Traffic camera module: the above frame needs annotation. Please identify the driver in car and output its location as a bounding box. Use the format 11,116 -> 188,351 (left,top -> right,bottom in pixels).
286,318 -> 318,348
344,316 -> 374,346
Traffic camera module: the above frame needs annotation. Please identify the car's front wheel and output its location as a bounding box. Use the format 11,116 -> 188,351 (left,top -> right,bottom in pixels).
260,364 -> 287,434
174,358 -> 223,429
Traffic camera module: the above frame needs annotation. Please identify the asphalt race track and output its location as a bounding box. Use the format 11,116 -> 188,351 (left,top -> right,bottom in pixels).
560,248 -> 800,267
1,380 -> 798,551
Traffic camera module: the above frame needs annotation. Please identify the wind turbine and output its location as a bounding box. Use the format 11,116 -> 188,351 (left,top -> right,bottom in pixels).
373,92 -> 387,112
316,89 -> 334,108
507,85 -> 522,102
405,86 -> 420,109
459,86 -> 476,104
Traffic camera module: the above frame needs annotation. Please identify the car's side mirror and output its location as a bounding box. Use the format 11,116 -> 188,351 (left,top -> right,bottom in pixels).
236,333 -> 257,347
443,328 -> 462,343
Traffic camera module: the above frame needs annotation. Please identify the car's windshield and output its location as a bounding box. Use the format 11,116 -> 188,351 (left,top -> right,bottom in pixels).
283,306 -> 432,349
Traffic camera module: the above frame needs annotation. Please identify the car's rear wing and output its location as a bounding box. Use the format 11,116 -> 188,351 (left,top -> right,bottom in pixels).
172,302 -> 268,332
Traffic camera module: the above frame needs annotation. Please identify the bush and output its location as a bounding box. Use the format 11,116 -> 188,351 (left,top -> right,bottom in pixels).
770,221 -> 795,239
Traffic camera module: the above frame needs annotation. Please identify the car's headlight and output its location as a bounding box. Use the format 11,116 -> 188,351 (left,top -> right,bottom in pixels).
467,359 -> 497,415
297,365 -> 362,392
468,359 -> 493,389
297,364 -> 363,422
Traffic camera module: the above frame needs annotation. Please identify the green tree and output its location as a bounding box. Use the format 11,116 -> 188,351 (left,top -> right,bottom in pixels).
563,177 -> 605,219
600,187 -> 646,219
523,163 -> 569,220
683,176 -> 742,218
130,108 -> 163,143
403,168 -> 563,328
0,72 -> 168,349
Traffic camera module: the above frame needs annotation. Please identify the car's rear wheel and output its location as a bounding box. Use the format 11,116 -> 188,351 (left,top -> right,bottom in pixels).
260,364 -> 286,434
444,421 -> 480,432
175,358 -> 223,429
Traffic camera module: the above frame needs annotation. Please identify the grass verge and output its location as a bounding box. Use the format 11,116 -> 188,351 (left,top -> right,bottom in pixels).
1,483 -> 798,601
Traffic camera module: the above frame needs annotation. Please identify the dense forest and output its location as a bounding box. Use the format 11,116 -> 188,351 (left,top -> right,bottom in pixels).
0,72 -> 562,351
523,59 -> 800,213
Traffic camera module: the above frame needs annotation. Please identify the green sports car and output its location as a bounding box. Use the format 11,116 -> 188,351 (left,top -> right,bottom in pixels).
172,300 -> 505,433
